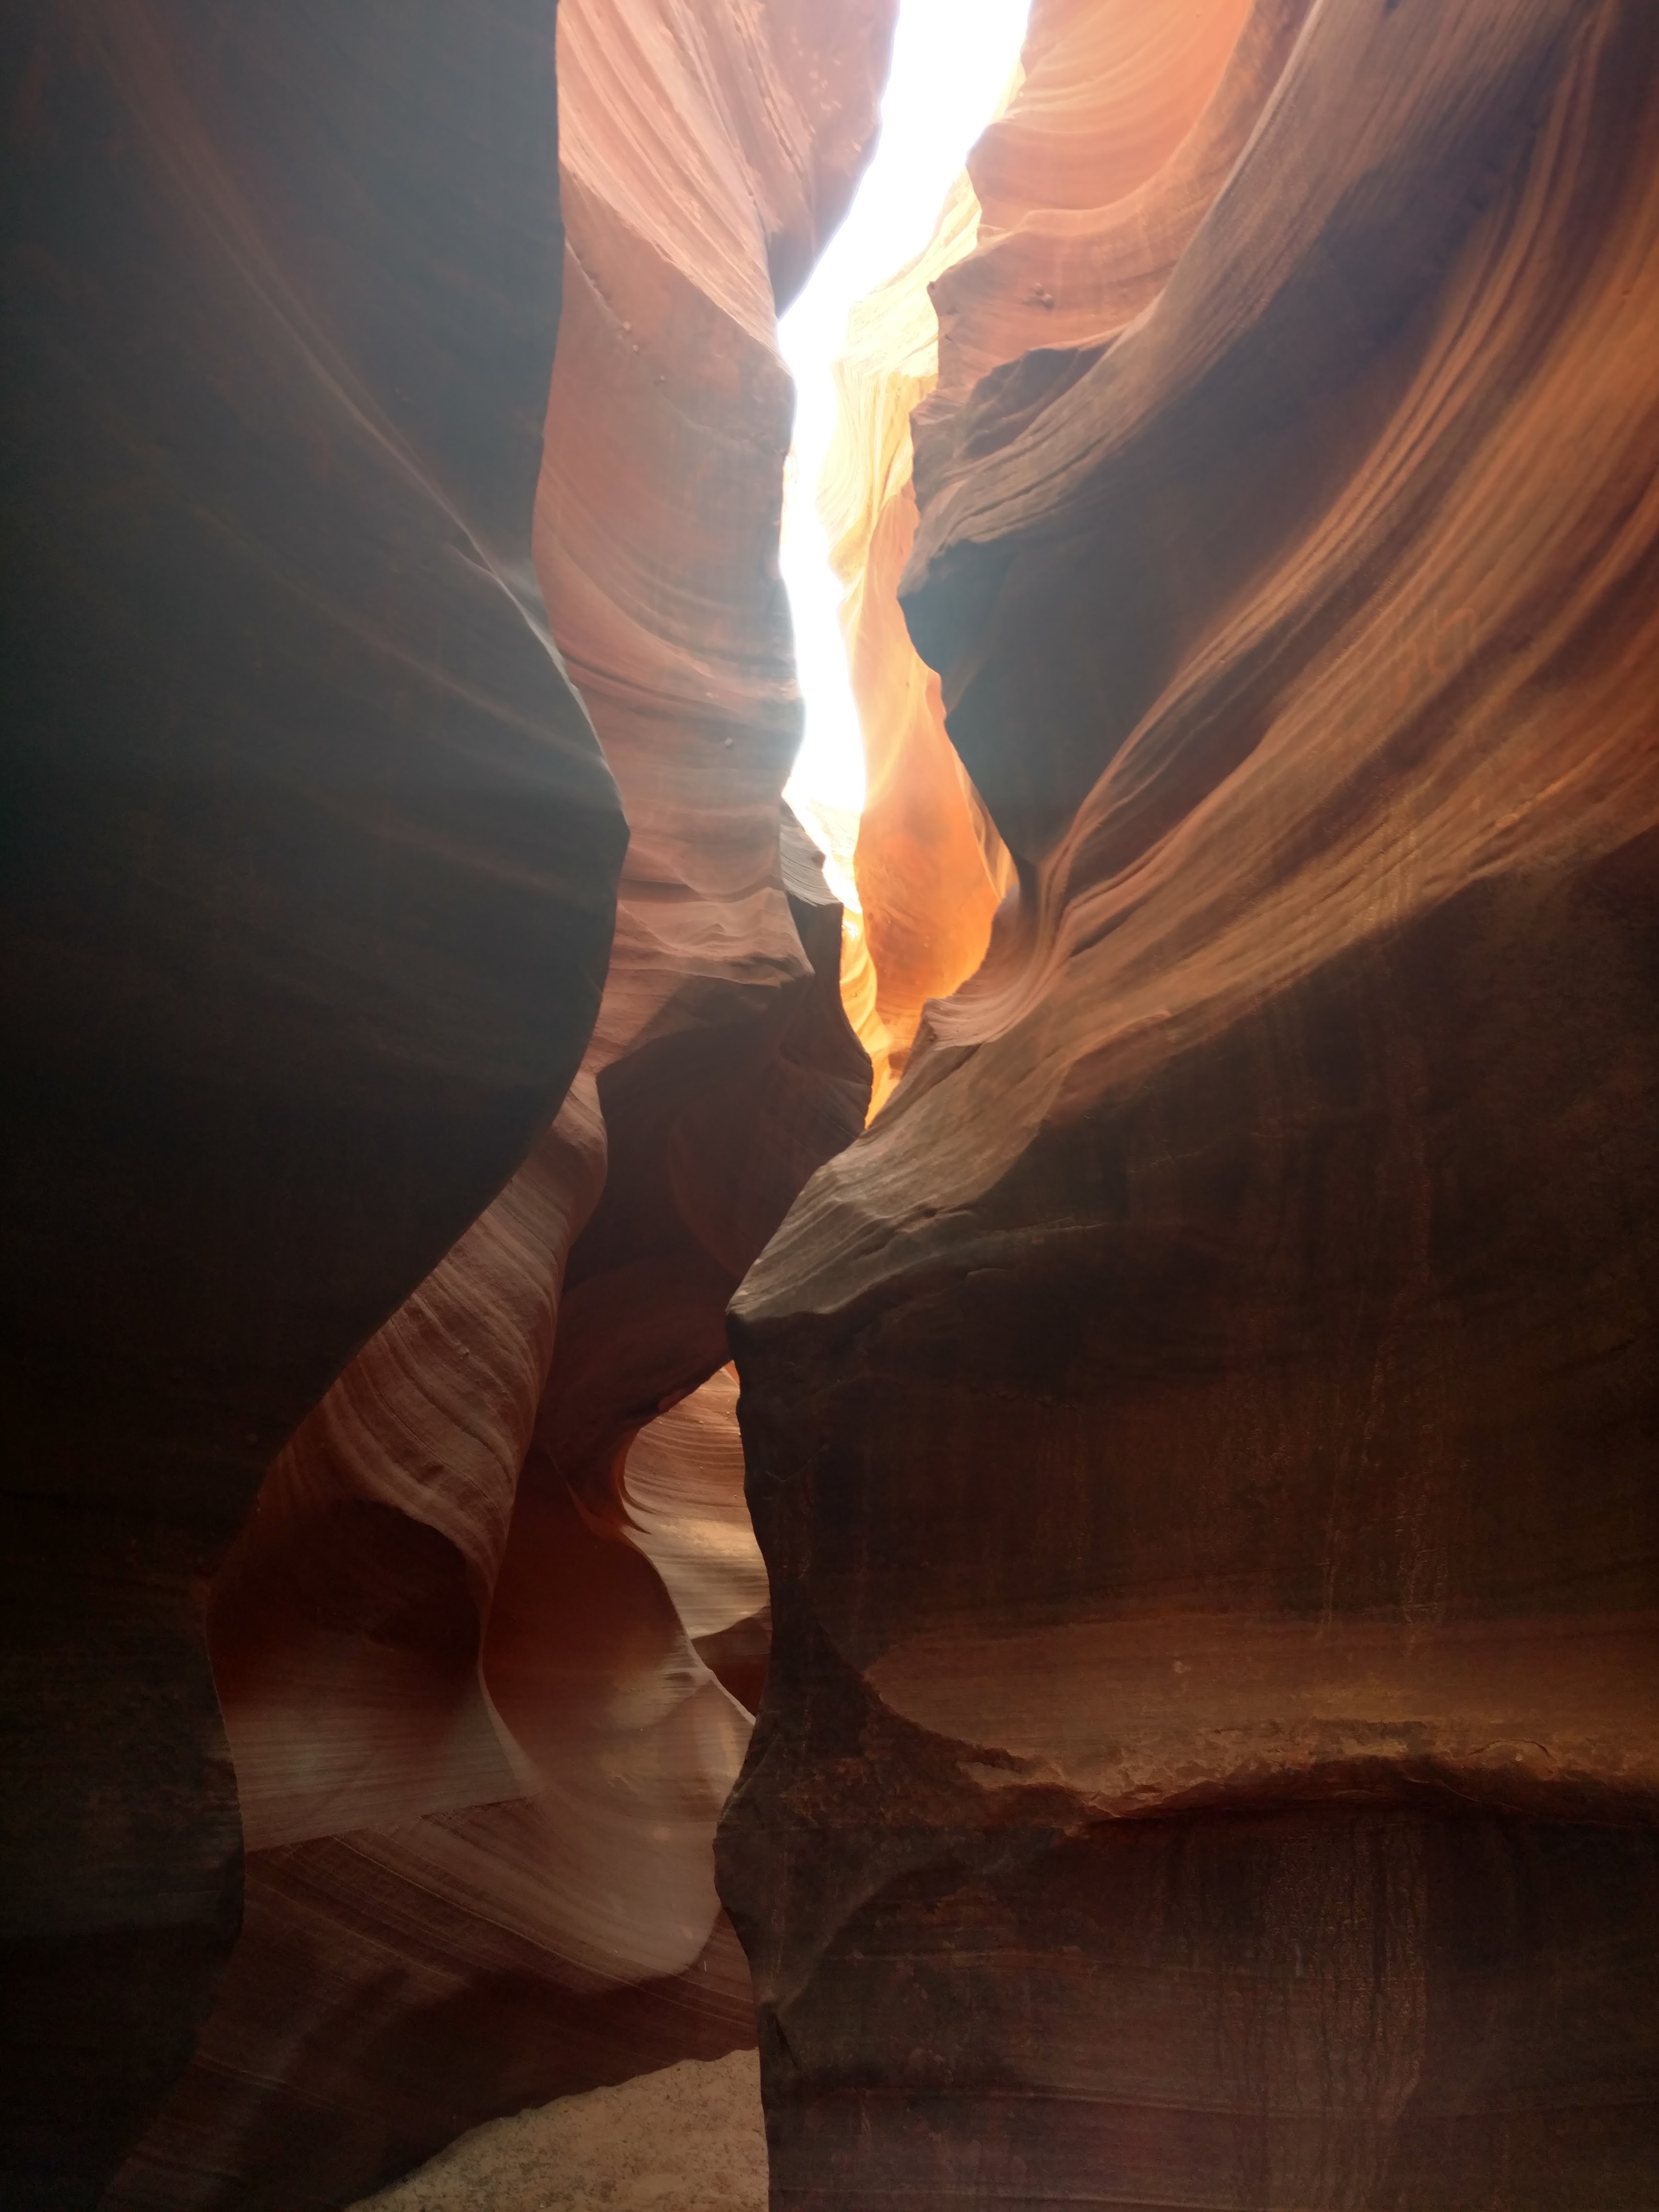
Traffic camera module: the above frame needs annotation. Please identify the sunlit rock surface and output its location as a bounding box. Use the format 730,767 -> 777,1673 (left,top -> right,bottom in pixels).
1,7 -> 623,2206
541,0 -> 892,1083
625,1366 -> 773,1718
926,0 -> 1295,407
722,0 -> 1659,2202
820,176 -> 1013,1116
101,4 -> 880,2207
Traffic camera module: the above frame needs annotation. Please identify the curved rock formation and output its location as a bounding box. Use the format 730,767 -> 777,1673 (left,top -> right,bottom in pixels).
541,0 -> 890,1086
205,1082 -> 609,1859
927,0 -> 1295,407
821,176 -> 1013,1115
825,0 -> 1328,1119
102,5 -> 880,2205
722,0 -> 1659,2201
2,6 -> 622,2204
623,1366 -> 773,1715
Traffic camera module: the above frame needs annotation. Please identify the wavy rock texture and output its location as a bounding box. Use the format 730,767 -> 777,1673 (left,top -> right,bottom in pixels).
821,176 -> 1013,1116
1,6 -> 624,2206
722,0 -> 1659,2203
104,5 -> 881,2207
543,0 -> 891,1084
624,1365 -> 773,1716
926,0 -> 1290,408
826,0 -> 1323,1121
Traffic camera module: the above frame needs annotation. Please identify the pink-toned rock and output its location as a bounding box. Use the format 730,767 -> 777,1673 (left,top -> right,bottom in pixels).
102,5 -> 881,2206
927,0 -> 1299,406
819,177 -> 1013,1115
722,0 -> 1659,2202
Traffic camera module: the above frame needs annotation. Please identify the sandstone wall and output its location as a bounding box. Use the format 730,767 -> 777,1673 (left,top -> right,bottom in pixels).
820,174 -> 1013,1116
722,0 -> 1659,2201
1,5 -> 623,2204
98,4 -> 883,2207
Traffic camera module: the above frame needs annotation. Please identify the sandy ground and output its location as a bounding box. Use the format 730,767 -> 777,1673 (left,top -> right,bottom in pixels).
349,2048 -> 767,2212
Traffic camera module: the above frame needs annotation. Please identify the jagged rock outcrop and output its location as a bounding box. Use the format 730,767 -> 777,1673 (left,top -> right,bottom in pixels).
98,4 -> 882,2206
722,0 -> 1659,2202
1,7 -> 623,2205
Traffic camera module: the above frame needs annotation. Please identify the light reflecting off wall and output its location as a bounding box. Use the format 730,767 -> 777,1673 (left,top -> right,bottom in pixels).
779,0 -> 1032,902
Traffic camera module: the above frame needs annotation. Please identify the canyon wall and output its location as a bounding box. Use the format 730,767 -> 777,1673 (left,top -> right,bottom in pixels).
1,6 -> 623,2205
13,0 -> 1656,2206
94,3 -> 882,2209
5,2 -> 887,2207
722,0 -> 1659,2203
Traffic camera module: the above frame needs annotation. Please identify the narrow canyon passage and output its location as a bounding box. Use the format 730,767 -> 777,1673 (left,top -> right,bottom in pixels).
3,2 -> 1657,2210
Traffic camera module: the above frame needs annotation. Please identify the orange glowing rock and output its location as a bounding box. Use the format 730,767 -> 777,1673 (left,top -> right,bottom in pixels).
818,0 -> 1323,1130
724,0 -> 1659,2201
820,176 -> 1013,1115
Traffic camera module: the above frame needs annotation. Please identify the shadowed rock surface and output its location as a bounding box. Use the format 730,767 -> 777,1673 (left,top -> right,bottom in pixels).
11,0 -> 1657,2205
98,4 -> 880,2207
721,0 -> 1659,2202
1,5 -> 622,2205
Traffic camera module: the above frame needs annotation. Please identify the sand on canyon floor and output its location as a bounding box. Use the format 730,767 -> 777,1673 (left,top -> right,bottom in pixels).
349,2047 -> 767,2212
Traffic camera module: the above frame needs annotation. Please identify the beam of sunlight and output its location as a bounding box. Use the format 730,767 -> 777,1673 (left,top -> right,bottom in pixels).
779,0 -> 1032,903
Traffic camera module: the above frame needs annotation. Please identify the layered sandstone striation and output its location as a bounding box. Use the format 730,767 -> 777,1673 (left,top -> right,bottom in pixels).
1,6 -> 623,2205
101,4 -> 881,2207
925,0 -> 1298,409
723,0 -> 1659,2203
821,177 -> 1013,1116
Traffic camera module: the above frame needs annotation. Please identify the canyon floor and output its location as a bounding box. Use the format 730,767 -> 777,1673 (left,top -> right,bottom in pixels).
352,2051 -> 765,2212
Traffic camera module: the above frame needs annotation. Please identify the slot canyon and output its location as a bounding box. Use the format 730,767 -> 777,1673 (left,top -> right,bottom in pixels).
2,0 -> 1656,2207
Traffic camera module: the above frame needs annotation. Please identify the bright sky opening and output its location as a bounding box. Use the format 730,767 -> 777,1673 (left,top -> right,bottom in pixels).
779,0 -> 1032,885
